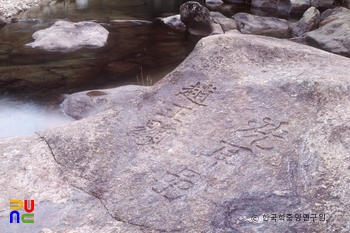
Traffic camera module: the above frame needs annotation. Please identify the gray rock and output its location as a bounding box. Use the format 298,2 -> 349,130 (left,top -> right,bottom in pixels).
211,11 -> 238,32
292,6 -> 320,37
62,85 -> 150,119
320,8 -> 338,20
310,0 -> 334,9
1,33 -> 350,232
211,21 -> 225,35
26,20 -> 109,52
180,1 -> 213,36
233,12 -> 292,38
155,14 -> 186,32
306,7 -> 350,56
251,0 -> 290,12
0,135 -> 144,233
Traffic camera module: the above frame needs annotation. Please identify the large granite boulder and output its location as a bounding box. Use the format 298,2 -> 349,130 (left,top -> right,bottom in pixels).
291,6 -> 320,37
306,7 -> 350,57
26,20 -> 109,52
180,1 -> 213,36
233,12 -> 292,38
1,33 -> 350,232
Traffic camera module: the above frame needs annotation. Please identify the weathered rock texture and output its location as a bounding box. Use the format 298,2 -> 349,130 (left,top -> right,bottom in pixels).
1,33 -> 350,232
26,20 -> 109,52
291,6 -> 320,37
306,7 -> 350,57
180,1 -> 213,36
62,85 -> 150,119
234,12 -> 292,38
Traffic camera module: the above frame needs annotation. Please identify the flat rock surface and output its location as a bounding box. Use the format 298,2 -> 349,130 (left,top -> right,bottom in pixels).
1,33 -> 350,232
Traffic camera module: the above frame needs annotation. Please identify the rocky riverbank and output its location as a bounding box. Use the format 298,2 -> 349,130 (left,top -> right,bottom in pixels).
0,0 -> 51,21
1,32 -> 350,232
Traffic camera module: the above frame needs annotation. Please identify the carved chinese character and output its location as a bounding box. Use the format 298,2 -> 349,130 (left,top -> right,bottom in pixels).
178,82 -> 216,106
131,120 -> 174,145
152,169 -> 201,200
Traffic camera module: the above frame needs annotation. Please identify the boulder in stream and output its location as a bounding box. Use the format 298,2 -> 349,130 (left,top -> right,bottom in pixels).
26,20 -> 109,52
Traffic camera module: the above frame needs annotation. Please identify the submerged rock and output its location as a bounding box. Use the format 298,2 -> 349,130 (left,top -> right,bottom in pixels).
306,7 -> 350,57
233,12 -> 292,38
26,20 -> 109,52
1,33 -> 350,232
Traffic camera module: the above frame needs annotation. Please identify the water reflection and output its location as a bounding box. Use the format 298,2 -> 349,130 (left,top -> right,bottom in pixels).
0,96 -> 74,138
76,0 -> 89,10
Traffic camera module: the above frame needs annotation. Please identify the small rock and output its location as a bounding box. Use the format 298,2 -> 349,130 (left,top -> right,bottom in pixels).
233,12 -> 292,38
155,15 -> 186,32
180,1 -> 213,36
292,7 -> 320,37
26,21 -> 109,52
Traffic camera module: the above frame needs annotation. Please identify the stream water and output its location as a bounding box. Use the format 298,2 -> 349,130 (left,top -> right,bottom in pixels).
0,0 -> 301,138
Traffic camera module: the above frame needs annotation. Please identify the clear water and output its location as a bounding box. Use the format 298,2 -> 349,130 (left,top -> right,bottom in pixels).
0,0 -> 301,138
0,94 -> 74,138
0,0 -> 193,138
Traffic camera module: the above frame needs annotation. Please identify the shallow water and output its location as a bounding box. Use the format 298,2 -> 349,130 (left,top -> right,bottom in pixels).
0,95 -> 74,138
0,0 -> 194,137
0,0 -> 301,137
